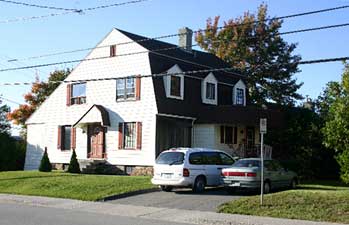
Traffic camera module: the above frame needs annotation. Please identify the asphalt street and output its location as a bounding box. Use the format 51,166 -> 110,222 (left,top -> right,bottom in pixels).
108,187 -> 243,211
0,202 -> 192,225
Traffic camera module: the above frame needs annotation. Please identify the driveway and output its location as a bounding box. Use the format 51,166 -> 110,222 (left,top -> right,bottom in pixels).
107,187 -> 242,212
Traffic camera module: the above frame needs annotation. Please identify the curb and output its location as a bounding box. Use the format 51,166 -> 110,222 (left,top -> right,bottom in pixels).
98,188 -> 160,202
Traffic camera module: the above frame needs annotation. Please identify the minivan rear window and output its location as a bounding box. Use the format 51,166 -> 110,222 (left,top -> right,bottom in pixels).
156,152 -> 185,165
233,160 -> 260,168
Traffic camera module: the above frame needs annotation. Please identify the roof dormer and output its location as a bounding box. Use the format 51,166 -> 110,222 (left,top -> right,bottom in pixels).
202,72 -> 218,105
233,79 -> 246,106
163,64 -> 184,100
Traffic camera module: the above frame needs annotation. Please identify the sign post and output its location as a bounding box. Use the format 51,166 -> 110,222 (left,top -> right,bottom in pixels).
260,118 -> 267,206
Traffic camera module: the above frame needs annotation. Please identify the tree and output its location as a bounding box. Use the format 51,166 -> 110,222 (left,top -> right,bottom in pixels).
322,63 -> 349,183
67,150 -> 81,174
39,148 -> 52,172
7,69 -> 70,136
0,105 -> 11,134
195,4 -> 302,105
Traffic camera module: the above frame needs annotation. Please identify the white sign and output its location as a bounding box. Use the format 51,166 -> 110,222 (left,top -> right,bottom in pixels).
260,118 -> 267,133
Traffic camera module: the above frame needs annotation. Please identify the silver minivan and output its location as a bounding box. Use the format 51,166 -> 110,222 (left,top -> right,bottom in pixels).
151,148 -> 235,193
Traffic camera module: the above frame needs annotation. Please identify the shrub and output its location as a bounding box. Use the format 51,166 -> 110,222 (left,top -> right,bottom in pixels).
67,150 -> 80,174
39,148 -> 52,172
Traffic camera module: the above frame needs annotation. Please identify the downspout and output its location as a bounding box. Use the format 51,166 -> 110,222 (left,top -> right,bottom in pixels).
191,118 -> 197,147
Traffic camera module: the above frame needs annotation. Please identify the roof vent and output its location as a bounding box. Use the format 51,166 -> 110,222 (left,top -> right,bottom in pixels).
178,27 -> 193,52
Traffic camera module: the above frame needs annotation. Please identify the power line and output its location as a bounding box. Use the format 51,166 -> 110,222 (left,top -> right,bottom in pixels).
0,56 -> 349,86
2,21 -> 349,72
0,95 -> 21,105
0,0 -> 79,12
7,4 -> 349,62
0,0 -> 148,24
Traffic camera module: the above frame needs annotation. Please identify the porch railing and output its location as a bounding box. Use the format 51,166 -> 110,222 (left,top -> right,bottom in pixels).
233,144 -> 272,159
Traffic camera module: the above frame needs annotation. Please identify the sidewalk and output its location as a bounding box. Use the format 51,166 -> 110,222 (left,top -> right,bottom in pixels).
0,194 -> 345,225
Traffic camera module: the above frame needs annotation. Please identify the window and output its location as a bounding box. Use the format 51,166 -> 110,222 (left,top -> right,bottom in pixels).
63,126 -> 71,150
236,88 -> 244,105
118,122 -> 142,150
71,83 -> 86,105
170,76 -> 181,97
116,78 -> 135,100
219,153 -> 234,165
110,45 -> 116,57
189,152 -> 204,165
203,152 -> 221,165
156,152 -> 185,165
220,126 -> 237,144
206,82 -> 215,100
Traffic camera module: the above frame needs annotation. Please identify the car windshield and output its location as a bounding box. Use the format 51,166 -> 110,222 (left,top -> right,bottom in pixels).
233,160 -> 260,168
156,152 -> 185,165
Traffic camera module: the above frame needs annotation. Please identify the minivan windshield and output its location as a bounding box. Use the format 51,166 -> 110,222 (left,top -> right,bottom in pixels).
233,160 -> 260,168
156,152 -> 185,165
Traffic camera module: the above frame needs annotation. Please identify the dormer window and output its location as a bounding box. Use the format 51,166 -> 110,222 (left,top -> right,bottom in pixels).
170,76 -> 181,97
233,80 -> 246,106
206,83 -> 215,100
110,45 -> 116,57
236,88 -> 244,105
202,72 -> 218,105
164,65 -> 184,100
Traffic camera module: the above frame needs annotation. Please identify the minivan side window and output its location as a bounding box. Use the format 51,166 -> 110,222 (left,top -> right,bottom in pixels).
219,153 -> 234,165
189,152 -> 204,165
203,152 -> 221,165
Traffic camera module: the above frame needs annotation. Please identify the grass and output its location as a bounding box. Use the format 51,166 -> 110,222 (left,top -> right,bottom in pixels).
218,180 -> 349,224
0,171 -> 154,201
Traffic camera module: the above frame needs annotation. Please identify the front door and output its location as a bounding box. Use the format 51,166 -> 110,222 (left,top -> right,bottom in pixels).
88,124 -> 105,159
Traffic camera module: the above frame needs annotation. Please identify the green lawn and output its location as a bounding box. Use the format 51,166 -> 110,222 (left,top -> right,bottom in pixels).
0,171 -> 154,201
219,181 -> 349,224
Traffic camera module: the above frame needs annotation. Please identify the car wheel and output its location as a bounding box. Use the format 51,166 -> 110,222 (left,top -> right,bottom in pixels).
290,178 -> 297,189
225,187 -> 236,194
160,185 -> 173,192
192,176 -> 206,193
264,181 -> 271,194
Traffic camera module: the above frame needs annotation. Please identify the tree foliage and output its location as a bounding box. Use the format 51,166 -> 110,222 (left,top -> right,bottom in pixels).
39,148 -> 52,172
7,69 -> 70,135
321,63 -> 349,183
0,105 -> 11,134
67,149 -> 81,174
195,4 -> 302,105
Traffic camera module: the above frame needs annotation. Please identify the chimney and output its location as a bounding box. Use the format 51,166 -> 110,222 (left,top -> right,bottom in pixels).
178,27 -> 193,52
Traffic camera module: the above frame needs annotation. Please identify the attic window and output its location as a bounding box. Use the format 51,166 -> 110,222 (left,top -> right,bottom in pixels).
170,76 -> 181,97
236,88 -> 244,105
110,45 -> 116,57
206,82 -> 215,100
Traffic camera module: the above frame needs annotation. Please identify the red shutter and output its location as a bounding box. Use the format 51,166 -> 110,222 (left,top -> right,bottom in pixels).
110,45 -> 116,57
57,126 -> 62,150
118,123 -> 123,149
135,76 -> 141,100
136,122 -> 142,150
66,84 -> 71,106
71,127 -> 76,150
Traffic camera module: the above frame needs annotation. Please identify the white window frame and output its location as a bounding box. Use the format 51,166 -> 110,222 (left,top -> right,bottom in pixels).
164,64 -> 184,100
233,79 -> 246,106
202,72 -> 218,105
116,78 -> 135,101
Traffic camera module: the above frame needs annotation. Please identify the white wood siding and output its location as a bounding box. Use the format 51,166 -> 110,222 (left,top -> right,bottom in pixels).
25,29 -> 158,170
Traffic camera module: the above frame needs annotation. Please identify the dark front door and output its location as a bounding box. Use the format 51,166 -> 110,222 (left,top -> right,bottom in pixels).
246,127 -> 255,149
88,124 -> 105,158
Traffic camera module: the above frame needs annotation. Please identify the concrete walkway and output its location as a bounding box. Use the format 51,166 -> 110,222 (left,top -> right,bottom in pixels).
0,194 -> 345,225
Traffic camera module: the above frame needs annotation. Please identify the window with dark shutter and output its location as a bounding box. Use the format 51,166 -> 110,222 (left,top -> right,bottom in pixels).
110,45 -> 116,57
116,78 -> 137,101
220,126 -> 235,144
118,122 -> 142,150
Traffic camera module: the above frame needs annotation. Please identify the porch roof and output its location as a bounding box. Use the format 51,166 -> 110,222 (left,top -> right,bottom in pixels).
73,104 -> 110,127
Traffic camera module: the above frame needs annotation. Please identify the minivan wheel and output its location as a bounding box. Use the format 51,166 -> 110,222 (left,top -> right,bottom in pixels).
160,185 -> 173,192
192,176 -> 206,193
264,181 -> 271,194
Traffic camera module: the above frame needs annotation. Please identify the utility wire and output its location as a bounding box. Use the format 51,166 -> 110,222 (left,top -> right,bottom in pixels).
2,22 -> 349,72
0,0 -> 79,12
0,95 -> 21,105
0,0 -> 148,24
1,56 -> 349,86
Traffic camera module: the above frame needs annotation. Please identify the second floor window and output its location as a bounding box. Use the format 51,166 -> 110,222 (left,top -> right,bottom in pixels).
236,88 -> 244,105
116,78 -> 135,100
170,76 -> 181,97
206,82 -> 215,100
71,83 -> 86,105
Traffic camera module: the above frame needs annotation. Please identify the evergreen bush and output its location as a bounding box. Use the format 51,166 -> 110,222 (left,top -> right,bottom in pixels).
67,149 -> 81,174
39,148 -> 52,172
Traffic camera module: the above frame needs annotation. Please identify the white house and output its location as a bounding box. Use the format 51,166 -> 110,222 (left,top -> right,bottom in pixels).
24,27 -> 280,173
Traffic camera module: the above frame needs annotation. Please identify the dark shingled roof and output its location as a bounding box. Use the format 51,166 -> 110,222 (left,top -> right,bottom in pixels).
116,28 -> 283,127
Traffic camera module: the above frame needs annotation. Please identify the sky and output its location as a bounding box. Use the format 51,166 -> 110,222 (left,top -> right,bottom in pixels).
0,0 -> 349,135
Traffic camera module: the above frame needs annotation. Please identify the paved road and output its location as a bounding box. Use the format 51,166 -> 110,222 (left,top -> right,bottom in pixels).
108,187 -> 242,211
0,202 -> 192,225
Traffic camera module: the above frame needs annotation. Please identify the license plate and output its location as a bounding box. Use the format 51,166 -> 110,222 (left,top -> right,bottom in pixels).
230,182 -> 241,187
162,173 -> 172,179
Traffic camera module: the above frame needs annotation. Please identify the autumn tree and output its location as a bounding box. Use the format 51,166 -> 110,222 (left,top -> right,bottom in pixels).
0,105 -> 11,134
321,63 -> 349,183
8,69 -> 70,136
196,4 -> 302,105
